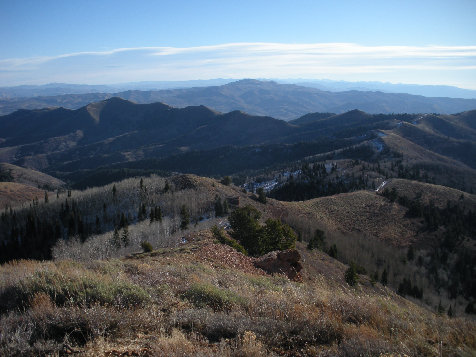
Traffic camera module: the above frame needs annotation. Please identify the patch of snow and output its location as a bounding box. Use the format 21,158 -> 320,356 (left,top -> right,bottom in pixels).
375,180 -> 387,192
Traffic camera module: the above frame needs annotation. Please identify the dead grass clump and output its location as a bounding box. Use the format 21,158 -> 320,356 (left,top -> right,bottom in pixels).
150,328 -> 198,356
233,331 -> 268,357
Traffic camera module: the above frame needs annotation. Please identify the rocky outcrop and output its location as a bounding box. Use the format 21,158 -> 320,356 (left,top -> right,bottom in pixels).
254,249 -> 303,282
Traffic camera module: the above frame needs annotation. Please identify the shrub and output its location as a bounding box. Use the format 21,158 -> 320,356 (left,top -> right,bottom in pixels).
307,229 -> 326,250
211,225 -> 247,255
0,270 -> 150,311
182,283 -> 246,311
141,240 -> 154,253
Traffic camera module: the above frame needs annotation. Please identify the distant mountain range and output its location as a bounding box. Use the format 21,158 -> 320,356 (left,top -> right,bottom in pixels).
1,79 -> 476,119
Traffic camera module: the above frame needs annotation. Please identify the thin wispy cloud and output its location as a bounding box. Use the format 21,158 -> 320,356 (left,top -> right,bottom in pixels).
1,43 -> 475,88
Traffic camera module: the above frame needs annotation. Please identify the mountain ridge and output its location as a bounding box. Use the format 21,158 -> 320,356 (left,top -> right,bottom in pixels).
1,80 -> 476,119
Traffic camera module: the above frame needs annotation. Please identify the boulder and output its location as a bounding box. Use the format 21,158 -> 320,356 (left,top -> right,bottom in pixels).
254,249 -> 303,282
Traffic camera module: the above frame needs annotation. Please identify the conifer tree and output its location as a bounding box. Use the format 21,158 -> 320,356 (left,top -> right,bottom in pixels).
345,263 -> 358,286
122,225 -> 130,247
155,206 -> 162,222
180,205 -> 190,230
257,187 -> 267,204
111,227 -> 121,249
381,268 -> 388,286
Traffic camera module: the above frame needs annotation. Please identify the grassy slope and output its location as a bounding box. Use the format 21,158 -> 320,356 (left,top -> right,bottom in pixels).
1,234 -> 474,356
279,190 -> 419,246
0,162 -> 65,189
0,182 -> 47,210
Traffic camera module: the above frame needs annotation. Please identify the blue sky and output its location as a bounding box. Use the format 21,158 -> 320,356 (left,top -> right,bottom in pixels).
1,0 -> 475,88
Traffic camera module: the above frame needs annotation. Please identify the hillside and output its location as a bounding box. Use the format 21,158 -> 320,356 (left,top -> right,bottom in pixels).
1,233 -> 474,356
0,182 -> 47,209
1,79 -> 476,119
2,99 -> 476,196
0,163 -> 64,189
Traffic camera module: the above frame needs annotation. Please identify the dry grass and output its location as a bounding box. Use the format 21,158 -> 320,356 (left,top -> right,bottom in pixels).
280,190 -> 419,246
385,178 -> 476,210
0,181 -> 47,209
1,231 -> 474,356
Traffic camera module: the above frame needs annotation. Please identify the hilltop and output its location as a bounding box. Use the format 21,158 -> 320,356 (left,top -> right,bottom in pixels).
1,230 -> 474,356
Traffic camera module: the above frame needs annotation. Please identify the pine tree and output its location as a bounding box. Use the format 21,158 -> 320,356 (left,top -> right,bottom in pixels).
381,268 -> 388,286
407,246 -> 414,261
44,191 -> 48,203
214,197 -> 224,217
111,227 -> 121,249
345,263 -> 358,286
155,206 -> 162,222
112,184 -> 117,199
121,226 -> 130,247
95,215 -> 101,234
447,304 -> 453,318
307,229 -> 326,250
328,244 -> 338,258
180,205 -> 190,230
437,300 -> 445,314
257,187 -> 267,204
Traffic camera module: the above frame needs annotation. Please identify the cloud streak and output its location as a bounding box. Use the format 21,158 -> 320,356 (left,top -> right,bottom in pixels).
1,43 -> 475,88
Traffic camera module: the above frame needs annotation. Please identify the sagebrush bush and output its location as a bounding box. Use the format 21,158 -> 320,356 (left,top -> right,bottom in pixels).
0,269 -> 150,311
182,283 -> 246,312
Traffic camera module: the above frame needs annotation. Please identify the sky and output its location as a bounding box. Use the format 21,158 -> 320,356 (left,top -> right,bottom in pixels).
1,0 -> 476,88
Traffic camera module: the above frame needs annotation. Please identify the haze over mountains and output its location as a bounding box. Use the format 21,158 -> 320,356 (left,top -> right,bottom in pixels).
2,79 -> 476,119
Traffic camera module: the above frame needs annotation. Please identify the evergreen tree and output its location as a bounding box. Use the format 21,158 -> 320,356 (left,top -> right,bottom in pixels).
437,300 -> 445,314
257,187 -> 267,204
407,245 -> 415,261
214,197 -> 224,217
229,205 -> 262,256
345,263 -> 358,286
44,191 -> 48,203
121,226 -> 130,247
155,206 -> 162,222
223,199 -> 229,214
381,268 -> 388,286
180,205 -> 190,230
95,215 -> 101,234
221,176 -> 232,186
263,218 -> 296,252
447,304 -> 453,318
111,227 -> 121,249
307,229 -> 326,250
112,184 -> 117,199
328,244 -> 338,258
119,212 -> 128,228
